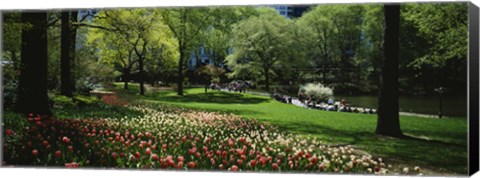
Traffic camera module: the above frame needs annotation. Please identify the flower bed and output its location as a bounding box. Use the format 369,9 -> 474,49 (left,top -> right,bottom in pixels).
2,104 -> 420,175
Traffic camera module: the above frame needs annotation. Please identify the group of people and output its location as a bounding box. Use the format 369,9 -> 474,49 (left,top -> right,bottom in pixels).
211,80 -> 256,93
295,92 -> 377,114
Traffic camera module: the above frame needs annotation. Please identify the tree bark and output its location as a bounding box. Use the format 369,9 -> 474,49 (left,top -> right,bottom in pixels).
264,67 -> 270,93
375,4 -> 402,137
124,70 -> 129,90
70,11 -> 78,92
16,12 -> 51,116
177,49 -> 185,96
139,57 -> 145,95
60,11 -> 72,97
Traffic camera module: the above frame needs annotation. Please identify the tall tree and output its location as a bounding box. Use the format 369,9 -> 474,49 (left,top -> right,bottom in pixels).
226,8 -> 293,92
375,4 -> 402,137
60,11 -> 72,97
16,12 -> 51,115
159,8 -> 215,95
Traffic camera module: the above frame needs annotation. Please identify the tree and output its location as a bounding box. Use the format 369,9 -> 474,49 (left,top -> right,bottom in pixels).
158,8 -> 216,96
400,3 -> 468,95
226,8 -> 293,92
60,11 -> 72,97
375,4 -> 402,137
88,9 -> 170,95
195,64 -> 225,93
16,12 -> 51,115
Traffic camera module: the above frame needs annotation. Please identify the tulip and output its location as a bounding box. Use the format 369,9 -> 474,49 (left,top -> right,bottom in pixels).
272,163 -> 279,170
55,150 -> 62,158
5,129 -> 13,136
151,154 -> 159,161
32,149 -> 39,157
231,165 -> 239,171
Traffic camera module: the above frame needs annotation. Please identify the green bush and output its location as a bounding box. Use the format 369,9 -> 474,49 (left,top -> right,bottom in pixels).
52,95 -> 76,108
73,95 -> 100,106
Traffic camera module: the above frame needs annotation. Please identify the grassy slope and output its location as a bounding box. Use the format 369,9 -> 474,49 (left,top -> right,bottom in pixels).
115,83 -> 468,174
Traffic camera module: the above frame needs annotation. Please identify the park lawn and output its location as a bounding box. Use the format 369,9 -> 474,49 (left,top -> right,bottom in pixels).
113,83 -> 468,175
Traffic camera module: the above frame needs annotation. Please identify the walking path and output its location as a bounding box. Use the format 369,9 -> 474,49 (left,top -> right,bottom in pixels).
218,88 -> 441,118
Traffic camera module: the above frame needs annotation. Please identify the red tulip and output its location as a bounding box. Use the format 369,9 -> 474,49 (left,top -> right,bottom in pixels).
177,162 -> 184,169
250,160 -> 257,167
188,147 -> 197,155
259,157 -> 267,165
187,161 -> 195,169
62,137 -> 70,144
67,146 -> 73,152
55,150 -> 62,158
151,154 -> 159,161
272,163 -> 279,170
305,153 -> 311,159
231,165 -> 239,171
178,156 -> 184,163
112,152 -> 117,159
135,151 -> 141,159
32,149 -> 39,156
146,148 -> 151,155
65,162 -> 79,168
5,129 -> 13,136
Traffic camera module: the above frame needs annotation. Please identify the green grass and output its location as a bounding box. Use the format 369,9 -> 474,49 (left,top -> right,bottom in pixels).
112,83 -> 468,174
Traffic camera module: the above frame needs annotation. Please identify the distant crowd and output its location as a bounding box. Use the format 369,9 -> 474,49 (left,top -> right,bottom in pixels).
273,92 -> 377,114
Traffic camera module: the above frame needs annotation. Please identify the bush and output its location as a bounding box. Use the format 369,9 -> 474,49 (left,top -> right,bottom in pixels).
52,95 -> 76,108
73,95 -> 100,107
3,79 -> 18,109
300,83 -> 333,102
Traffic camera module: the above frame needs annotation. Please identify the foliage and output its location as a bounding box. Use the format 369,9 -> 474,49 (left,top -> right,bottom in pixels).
226,8 -> 294,91
300,83 -> 334,101
52,95 -> 76,108
195,64 -> 226,84
402,3 -> 468,68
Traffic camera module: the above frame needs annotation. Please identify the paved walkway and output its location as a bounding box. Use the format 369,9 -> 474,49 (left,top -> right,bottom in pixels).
217,88 -> 441,118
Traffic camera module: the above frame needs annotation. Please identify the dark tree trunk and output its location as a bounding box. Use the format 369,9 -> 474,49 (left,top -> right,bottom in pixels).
124,70 -> 130,90
16,12 -> 51,116
375,4 -> 402,137
139,57 -> 145,95
60,11 -> 72,97
70,11 -> 78,92
264,67 -> 270,93
177,49 -> 184,96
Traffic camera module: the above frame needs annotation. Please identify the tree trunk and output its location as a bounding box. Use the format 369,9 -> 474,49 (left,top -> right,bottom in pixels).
70,11 -> 78,92
16,12 -> 51,116
264,67 -> 270,93
177,49 -> 184,96
60,11 -> 72,97
124,70 -> 129,90
375,4 -> 402,137
139,57 -> 145,95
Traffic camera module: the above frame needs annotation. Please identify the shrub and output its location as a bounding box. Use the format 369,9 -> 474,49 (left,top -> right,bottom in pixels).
73,95 -> 100,107
52,95 -> 75,108
300,83 -> 334,102
3,79 -> 18,109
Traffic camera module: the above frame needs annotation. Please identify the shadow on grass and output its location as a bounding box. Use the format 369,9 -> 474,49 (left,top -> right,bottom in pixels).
146,91 -> 270,104
274,121 -> 467,174
142,99 -> 266,117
